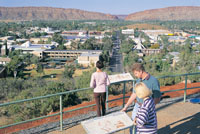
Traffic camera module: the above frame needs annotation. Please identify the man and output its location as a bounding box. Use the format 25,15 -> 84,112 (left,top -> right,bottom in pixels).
121,63 -> 161,134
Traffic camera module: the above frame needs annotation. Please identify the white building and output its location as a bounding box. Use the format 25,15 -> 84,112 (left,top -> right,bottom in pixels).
78,53 -> 100,67
122,29 -> 134,35
10,41 -> 56,58
168,36 -> 187,43
0,57 -> 11,65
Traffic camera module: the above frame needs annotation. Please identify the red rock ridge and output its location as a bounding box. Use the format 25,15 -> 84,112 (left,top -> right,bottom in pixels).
125,6 -> 200,21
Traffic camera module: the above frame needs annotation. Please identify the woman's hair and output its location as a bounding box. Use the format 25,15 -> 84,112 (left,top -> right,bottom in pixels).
96,60 -> 104,69
134,82 -> 152,99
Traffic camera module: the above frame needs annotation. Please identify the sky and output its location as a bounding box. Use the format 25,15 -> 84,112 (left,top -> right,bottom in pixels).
0,0 -> 200,15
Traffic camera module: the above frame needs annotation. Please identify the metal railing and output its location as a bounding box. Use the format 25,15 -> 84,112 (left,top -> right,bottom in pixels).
0,72 -> 200,132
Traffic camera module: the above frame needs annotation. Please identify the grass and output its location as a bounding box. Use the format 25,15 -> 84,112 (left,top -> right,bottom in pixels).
23,68 -> 64,80
73,68 -> 93,77
23,66 -> 94,80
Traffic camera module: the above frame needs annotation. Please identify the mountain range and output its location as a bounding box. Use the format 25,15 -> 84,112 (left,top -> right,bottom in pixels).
0,7 -> 117,21
125,6 -> 200,21
0,6 -> 200,21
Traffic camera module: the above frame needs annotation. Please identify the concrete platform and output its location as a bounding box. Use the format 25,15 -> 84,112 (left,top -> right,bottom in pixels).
48,100 -> 200,134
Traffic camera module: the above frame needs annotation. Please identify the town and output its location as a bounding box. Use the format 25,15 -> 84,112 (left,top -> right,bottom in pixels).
0,21 -> 199,78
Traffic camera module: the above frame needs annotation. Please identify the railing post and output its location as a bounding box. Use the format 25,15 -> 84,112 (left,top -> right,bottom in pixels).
184,75 -> 188,103
123,82 -> 126,107
60,95 -> 63,131
106,86 -> 109,110
132,80 -> 135,105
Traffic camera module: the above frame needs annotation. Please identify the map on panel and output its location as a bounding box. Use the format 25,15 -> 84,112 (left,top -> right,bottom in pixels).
81,112 -> 133,134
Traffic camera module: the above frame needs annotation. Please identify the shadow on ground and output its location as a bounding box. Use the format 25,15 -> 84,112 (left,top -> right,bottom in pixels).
158,111 -> 200,134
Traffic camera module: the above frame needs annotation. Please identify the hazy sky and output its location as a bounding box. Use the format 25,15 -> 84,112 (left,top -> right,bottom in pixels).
0,0 -> 200,14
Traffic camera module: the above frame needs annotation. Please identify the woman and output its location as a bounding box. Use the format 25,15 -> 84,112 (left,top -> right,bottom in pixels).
90,61 -> 110,117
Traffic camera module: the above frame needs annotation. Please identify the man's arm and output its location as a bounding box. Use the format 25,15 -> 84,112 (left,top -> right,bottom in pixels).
153,78 -> 161,105
121,93 -> 136,112
154,97 -> 160,105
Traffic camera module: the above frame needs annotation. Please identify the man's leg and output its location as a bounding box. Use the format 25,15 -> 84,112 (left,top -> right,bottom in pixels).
130,103 -> 139,134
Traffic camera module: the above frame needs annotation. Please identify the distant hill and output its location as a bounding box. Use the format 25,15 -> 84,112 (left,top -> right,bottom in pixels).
125,6 -> 200,21
115,15 -> 128,20
0,7 -> 118,21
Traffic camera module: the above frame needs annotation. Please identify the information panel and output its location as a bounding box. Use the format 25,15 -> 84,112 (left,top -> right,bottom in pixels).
81,112 -> 133,134
108,73 -> 134,84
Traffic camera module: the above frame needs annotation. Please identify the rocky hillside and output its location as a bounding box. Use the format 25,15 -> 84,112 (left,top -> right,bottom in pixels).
0,7 -> 118,21
125,6 -> 200,21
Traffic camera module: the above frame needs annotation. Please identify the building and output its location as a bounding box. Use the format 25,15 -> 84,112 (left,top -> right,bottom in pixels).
16,39 -> 28,43
1,45 -> 7,56
167,52 -> 180,67
122,29 -> 134,35
43,50 -> 102,60
142,30 -> 172,36
142,49 -> 161,55
0,36 -> 14,41
30,37 -> 49,44
10,41 -> 56,58
62,30 -> 87,36
142,30 -> 173,43
132,37 -> 161,56
168,36 -> 187,43
0,57 -> 11,65
133,38 -> 146,50
78,53 -> 100,67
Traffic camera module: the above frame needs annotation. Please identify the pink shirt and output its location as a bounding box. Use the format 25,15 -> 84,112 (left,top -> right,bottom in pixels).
90,72 -> 110,93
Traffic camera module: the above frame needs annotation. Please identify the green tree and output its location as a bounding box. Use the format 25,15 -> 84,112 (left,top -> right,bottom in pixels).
63,64 -> 75,78
123,52 -> 139,71
52,33 -> 65,45
81,38 -> 95,50
30,55 -> 39,65
3,40 -> 8,56
134,28 -> 140,38
36,63 -> 44,74
150,44 -> 160,49
6,55 -> 23,77
120,40 -> 135,54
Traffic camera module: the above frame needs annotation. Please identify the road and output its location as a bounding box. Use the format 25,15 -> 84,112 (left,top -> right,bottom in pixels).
109,31 -> 124,73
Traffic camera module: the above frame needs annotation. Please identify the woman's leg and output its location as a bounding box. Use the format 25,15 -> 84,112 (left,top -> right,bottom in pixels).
100,92 -> 106,116
94,93 -> 101,116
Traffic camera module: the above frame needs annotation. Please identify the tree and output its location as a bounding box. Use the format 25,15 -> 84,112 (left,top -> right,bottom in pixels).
99,50 -> 110,66
74,70 -> 94,100
160,35 -> 169,46
123,52 -> 139,70
3,40 -> 8,56
52,33 -> 65,45
102,37 -> 113,50
120,40 -> 135,55
134,28 -> 140,38
150,44 -> 160,49
6,55 -> 23,77
56,44 -> 66,50
36,63 -> 44,74
63,64 -> 75,78
30,55 -> 39,65
81,38 -> 95,50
